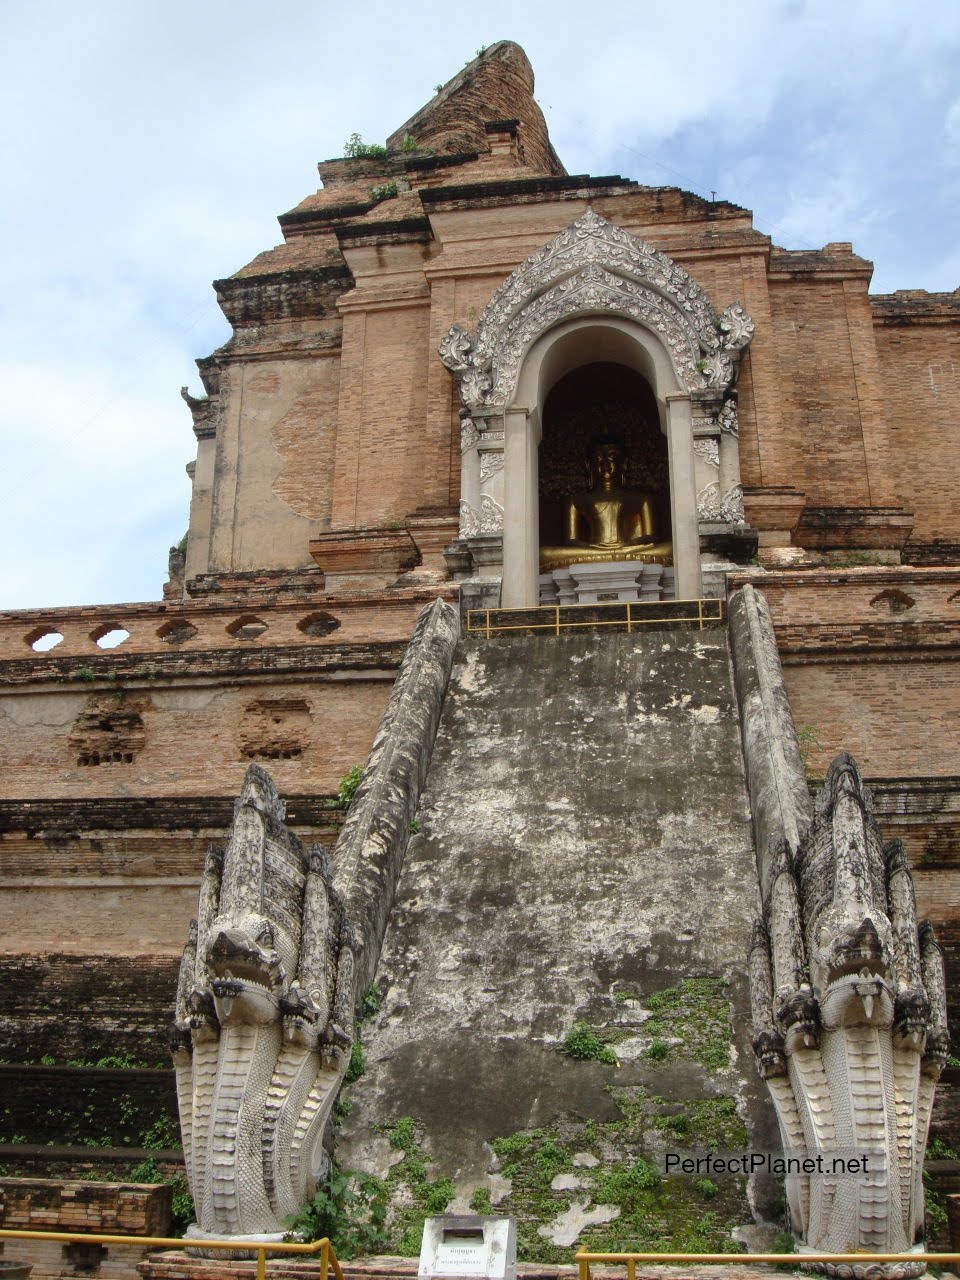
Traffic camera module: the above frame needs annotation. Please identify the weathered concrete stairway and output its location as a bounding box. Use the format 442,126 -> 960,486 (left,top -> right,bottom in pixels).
340,625 -> 778,1259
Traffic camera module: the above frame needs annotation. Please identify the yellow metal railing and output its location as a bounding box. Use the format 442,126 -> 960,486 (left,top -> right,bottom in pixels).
466,598 -> 724,638
7,1230 -> 952,1279
576,1249 -> 959,1277
0,1228 -> 343,1280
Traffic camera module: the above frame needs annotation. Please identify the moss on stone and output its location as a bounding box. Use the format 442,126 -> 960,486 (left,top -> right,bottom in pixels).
482,1087 -> 750,1263
370,1117 -> 456,1255
348,975 -> 745,1261
651,1096 -> 746,1149
639,977 -> 733,1071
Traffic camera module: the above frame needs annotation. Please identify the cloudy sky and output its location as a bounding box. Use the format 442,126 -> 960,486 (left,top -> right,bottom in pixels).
1,0 -> 958,611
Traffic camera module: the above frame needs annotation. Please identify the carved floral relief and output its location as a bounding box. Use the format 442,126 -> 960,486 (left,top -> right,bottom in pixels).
440,208 -> 755,413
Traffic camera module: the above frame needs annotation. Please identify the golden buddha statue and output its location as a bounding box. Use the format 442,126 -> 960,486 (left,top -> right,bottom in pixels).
540,437 -> 673,570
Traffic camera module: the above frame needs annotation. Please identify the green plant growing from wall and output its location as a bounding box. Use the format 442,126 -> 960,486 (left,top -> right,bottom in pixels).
358,983 -> 381,1021
284,1167 -> 388,1256
927,1137 -> 958,1160
796,724 -> 824,777
469,1186 -> 492,1212
139,1115 -> 181,1150
344,1042 -> 365,1085
343,133 -> 388,159
380,1117 -> 455,1254
771,1230 -> 796,1254
925,1188 -> 948,1237
337,765 -> 363,809
129,1159 -> 194,1236
593,1158 -> 660,1199
484,1109 -> 747,1264
641,978 -> 732,1072
562,1021 -> 617,1064
646,1038 -> 670,1062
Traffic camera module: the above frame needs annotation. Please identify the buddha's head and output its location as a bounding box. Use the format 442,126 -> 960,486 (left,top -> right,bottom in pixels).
589,437 -> 626,490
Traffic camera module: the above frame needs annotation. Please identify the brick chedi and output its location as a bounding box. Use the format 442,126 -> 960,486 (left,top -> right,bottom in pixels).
0,36 -> 959,1265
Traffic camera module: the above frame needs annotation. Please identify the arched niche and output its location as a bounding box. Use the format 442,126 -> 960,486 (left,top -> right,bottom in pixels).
503,316 -> 698,607
440,208 -> 754,606
539,364 -> 668,555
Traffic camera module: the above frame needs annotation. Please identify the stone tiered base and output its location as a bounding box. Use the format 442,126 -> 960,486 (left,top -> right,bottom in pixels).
539,561 -> 674,604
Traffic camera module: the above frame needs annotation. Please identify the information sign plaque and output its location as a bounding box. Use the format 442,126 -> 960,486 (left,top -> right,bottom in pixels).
418,1215 -> 516,1280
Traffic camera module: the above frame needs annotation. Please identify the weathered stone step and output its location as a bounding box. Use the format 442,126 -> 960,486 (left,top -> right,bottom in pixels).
0,955 -> 180,1063
0,1066 -> 178,1148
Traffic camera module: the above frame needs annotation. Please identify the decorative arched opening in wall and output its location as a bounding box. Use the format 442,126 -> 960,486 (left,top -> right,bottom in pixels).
440,208 -> 754,607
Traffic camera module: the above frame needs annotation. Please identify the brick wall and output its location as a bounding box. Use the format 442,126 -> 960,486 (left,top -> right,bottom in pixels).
0,1179 -> 171,1280
783,660 -> 960,779
0,1067 -> 177,1148
0,674 -> 393,802
768,276 -> 875,507
0,955 -> 180,1062
874,295 -> 960,544
0,801 -> 345,880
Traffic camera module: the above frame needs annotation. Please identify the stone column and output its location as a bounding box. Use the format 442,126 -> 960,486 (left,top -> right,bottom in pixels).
185,426 -> 216,581
718,431 -> 739,502
477,425 -> 505,517
692,434 -> 721,511
665,393 -> 703,599
457,415 -> 505,583
458,417 -> 481,535
502,408 -> 540,607
718,397 -> 742,509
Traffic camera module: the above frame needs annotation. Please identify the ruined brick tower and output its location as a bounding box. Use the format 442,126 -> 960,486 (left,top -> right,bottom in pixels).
1,38 -> 960,1263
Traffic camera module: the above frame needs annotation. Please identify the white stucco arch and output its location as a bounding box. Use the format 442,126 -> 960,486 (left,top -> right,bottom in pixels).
501,317 -> 700,607
440,207 -> 754,607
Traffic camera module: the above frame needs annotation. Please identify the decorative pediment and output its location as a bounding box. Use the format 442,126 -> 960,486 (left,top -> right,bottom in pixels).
440,208 -> 754,408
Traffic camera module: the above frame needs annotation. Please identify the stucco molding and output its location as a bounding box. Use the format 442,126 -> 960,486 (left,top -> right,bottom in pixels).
697,481 -> 745,523
459,495 -> 504,537
439,208 -> 754,409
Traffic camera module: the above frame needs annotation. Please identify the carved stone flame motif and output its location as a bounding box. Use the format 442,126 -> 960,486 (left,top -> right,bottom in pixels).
171,764 -> 356,1238
749,754 -> 948,1277
459,495 -> 504,537
439,208 -> 754,409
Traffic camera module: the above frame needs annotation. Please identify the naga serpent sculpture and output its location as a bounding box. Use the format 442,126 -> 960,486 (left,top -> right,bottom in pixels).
171,764 -> 356,1239
750,753 -> 948,1277
170,598 -> 460,1243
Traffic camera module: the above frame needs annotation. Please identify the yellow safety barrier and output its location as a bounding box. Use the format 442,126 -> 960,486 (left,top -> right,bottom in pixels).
0,1228 -> 343,1280
576,1249 -> 959,1279
466,598 -> 723,638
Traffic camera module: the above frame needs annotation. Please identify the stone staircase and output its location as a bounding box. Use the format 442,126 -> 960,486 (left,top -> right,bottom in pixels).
339,627 -> 777,1261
